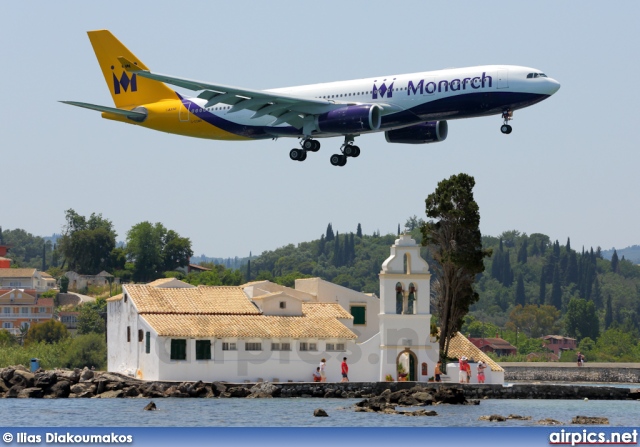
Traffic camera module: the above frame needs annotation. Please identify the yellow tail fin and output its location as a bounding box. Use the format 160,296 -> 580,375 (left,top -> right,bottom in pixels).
87,30 -> 176,108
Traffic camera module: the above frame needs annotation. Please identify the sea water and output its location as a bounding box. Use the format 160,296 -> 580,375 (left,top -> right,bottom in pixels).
1,397 -> 637,427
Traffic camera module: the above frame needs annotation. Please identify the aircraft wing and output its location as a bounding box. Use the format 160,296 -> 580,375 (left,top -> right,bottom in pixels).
118,57 -> 389,129
59,101 -> 147,122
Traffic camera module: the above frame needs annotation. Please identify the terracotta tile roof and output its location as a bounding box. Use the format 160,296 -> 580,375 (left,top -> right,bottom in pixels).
447,332 -> 503,372
303,302 -> 354,319
141,313 -> 357,339
125,284 -> 261,315
145,278 -> 186,287
106,293 -> 123,302
0,268 -> 36,278
36,298 -> 54,307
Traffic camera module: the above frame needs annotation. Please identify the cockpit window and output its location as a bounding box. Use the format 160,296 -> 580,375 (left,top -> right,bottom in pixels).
527,72 -> 548,79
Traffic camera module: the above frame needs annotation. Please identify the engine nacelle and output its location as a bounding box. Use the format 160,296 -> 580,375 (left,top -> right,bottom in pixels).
317,105 -> 381,133
384,121 -> 448,144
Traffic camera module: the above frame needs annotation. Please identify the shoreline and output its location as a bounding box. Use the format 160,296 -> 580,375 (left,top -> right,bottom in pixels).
2,366 -> 639,400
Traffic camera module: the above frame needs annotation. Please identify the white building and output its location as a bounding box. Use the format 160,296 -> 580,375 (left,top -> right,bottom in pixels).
106,234 -> 503,383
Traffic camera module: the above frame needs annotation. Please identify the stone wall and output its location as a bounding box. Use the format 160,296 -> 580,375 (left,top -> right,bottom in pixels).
500,363 -> 640,383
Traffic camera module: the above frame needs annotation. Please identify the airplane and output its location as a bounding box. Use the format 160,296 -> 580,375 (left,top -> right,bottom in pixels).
62,30 -> 560,167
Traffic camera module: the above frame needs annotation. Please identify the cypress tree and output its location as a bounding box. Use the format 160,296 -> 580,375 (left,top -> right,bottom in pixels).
592,278 -> 602,309
318,234 -> 326,255
398,223 -> 401,236
550,264 -> 562,309
517,239 -> 528,264
605,294 -> 613,329
326,223 -> 335,242
246,259 -> 251,281
501,250 -> 513,286
566,237 -> 571,253
611,249 -> 619,273
42,243 -> 46,272
538,271 -> 546,305
566,251 -> 578,284
515,273 -> 526,307
356,223 -> 362,238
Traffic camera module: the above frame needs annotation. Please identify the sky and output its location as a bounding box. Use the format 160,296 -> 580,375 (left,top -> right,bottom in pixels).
1,1 -> 639,259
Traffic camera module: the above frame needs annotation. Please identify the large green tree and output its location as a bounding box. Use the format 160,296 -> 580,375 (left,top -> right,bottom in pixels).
24,320 -> 69,345
58,209 -> 119,274
421,173 -> 491,368
126,222 -> 193,282
565,297 -> 600,341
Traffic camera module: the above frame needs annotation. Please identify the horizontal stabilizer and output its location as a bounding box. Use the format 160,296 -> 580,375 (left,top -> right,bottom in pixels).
60,101 -> 147,122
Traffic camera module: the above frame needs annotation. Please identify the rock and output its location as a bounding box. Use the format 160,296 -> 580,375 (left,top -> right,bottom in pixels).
76,391 -> 95,398
96,373 -> 126,383
249,382 -> 280,398
70,384 -> 89,394
398,396 -> 421,406
508,414 -> 532,420
34,371 -> 57,388
105,381 -> 124,392
226,386 -> 251,398
56,369 -> 80,384
479,415 -> 507,422
164,386 -> 189,398
123,386 -> 139,397
80,369 -> 95,382
572,416 -> 609,425
323,390 -> 335,398
211,382 -> 227,397
314,409 -> 329,417
46,381 -> 71,398
144,401 -> 157,411
412,391 -> 435,405
538,418 -> 563,425
97,390 -> 124,398
18,387 -> 44,398
6,385 -> 24,398
1,367 -> 15,382
11,370 -> 35,388
434,387 -> 467,405
401,409 -> 438,416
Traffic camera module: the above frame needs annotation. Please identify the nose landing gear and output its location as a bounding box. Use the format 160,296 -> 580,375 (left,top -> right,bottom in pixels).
500,110 -> 513,134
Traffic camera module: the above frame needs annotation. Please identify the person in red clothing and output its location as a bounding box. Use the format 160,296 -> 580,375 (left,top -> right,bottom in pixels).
341,357 -> 349,382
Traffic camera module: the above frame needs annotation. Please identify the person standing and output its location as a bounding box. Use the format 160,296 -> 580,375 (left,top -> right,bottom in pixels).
435,361 -> 442,383
459,357 -> 470,383
477,360 -> 487,384
319,358 -> 327,382
341,357 -> 349,382
313,367 -> 322,382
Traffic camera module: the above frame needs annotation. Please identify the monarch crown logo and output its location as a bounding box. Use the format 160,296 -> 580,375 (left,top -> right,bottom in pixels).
112,72 -> 137,94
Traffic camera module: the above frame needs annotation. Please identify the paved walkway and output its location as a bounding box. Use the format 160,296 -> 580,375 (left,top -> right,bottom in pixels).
500,362 -> 640,368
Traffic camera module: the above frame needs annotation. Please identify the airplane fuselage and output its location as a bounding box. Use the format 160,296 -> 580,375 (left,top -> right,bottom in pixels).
102,65 -> 560,141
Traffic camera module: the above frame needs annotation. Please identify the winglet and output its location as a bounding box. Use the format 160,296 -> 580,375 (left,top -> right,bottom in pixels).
117,56 -> 143,72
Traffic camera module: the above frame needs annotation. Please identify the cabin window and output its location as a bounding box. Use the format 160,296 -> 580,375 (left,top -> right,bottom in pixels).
195,340 -> 212,360
170,339 -> 187,360
127,326 -> 131,342
145,332 -> 150,354
138,329 -> 144,342
279,301 -> 286,309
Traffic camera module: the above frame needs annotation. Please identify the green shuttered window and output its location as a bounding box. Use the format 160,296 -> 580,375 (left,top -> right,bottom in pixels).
170,339 -> 187,360
195,340 -> 211,360
350,306 -> 366,325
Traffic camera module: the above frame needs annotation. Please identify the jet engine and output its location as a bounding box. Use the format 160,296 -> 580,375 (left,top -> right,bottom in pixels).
384,121 -> 448,144
317,105 -> 381,133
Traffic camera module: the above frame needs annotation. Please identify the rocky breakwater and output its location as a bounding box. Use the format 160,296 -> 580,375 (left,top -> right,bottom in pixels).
354,385 -> 477,416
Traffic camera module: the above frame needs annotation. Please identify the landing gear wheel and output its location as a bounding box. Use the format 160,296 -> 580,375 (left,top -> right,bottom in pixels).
501,124 -> 512,134
330,154 -> 347,167
311,140 -> 321,152
302,139 -> 315,150
351,146 -> 360,157
344,145 -> 357,157
289,148 -> 305,161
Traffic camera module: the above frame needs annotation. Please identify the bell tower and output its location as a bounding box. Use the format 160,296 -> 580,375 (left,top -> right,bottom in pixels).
378,234 -> 435,381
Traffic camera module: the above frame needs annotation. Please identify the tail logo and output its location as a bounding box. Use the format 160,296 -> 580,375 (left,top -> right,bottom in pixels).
112,72 -> 137,94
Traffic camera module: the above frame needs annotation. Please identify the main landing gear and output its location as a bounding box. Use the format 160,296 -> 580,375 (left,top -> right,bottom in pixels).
289,138 -> 320,162
500,110 -> 513,134
330,135 -> 360,167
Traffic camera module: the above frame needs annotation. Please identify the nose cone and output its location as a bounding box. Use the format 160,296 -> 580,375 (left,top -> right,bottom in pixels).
546,78 -> 561,95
